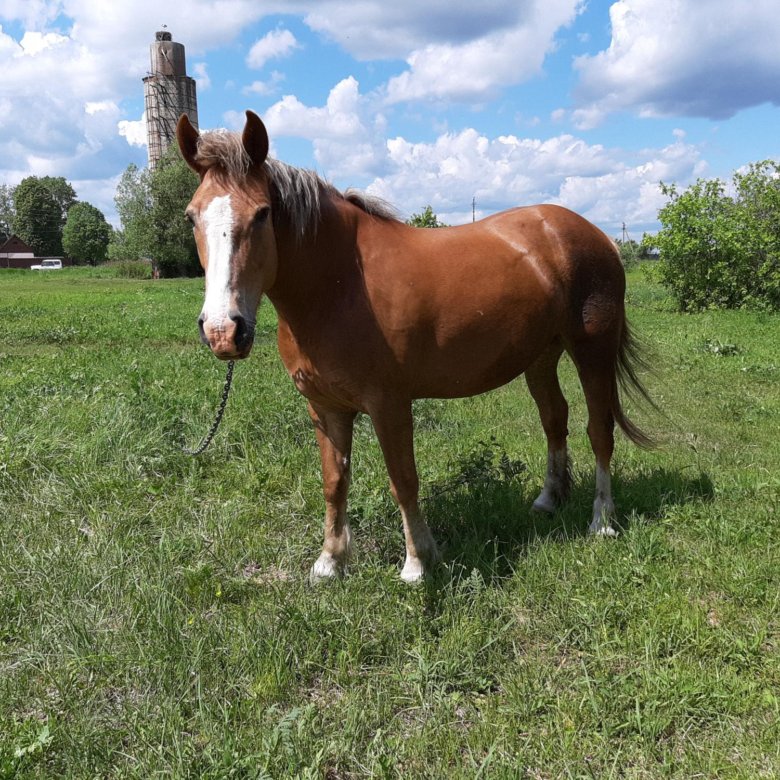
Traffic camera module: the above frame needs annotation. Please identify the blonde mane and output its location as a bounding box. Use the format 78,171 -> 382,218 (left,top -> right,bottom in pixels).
194,130 -> 399,239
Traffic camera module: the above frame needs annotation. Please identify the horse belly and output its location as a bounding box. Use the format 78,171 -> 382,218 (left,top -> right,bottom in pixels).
406,308 -> 555,399
412,355 -> 528,399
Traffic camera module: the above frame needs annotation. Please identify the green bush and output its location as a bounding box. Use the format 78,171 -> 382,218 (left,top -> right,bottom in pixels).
646,161 -> 780,311
113,260 -> 152,279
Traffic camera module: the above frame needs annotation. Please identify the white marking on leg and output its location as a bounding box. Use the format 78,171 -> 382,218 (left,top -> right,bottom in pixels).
201,195 -> 234,328
400,507 -> 438,583
590,463 -> 617,536
533,448 -> 567,513
309,525 -> 351,584
401,555 -> 426,583
309,553 -> 342,582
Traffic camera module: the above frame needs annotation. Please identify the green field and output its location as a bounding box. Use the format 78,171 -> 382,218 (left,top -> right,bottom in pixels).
1,267 -> 778,778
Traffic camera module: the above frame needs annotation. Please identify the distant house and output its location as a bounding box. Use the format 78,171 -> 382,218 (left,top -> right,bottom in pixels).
1,235 -> 35,268
0,235 -> 67,269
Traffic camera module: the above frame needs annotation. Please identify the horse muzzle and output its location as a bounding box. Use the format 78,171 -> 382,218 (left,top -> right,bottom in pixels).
198,312 -> 255,360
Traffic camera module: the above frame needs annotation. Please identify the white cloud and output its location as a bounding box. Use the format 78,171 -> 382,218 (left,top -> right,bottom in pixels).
0,25 -> 17,54
0,0 -> 272,217
19,30 -> 67,55
0,1 -> 60,28
0,25 -> 118,176
365,129 -> 703,233
85,100 -> 118,116
0,0 -> 752,235
70,172 -> 125,226
118,113 -> 146,147
246,28 -> 299,70
222,110 -> 245,131
570,106 -> 606,131
192,62 -> 210,91
574,0 -> 780,122
265,77 -> 364,140
264,77 -> 390,179
260,77 -> 704,234
302,0 -> 529,60
384,0 -> 581,104
555,136 -> 707,230
243,71 -> 285,96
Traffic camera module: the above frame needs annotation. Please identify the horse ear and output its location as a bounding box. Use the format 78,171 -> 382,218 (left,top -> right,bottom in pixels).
176,114 -> 203,174
242,110 -> 270,169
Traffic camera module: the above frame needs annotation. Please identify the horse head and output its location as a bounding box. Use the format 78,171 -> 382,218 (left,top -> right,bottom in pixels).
177,111 -> 277,360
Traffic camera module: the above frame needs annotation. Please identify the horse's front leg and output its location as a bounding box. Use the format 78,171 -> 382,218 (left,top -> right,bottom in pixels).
370,400 -> 439,582
308,402 -> 357,582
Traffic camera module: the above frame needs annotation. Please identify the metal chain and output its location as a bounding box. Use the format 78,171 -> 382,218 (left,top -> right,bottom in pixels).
182,360 -> 235,456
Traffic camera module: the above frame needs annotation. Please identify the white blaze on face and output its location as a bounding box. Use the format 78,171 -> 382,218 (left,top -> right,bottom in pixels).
201,195 -> 234,328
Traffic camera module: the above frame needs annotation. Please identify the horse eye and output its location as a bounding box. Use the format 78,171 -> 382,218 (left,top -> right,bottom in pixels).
184,211 -> 195,226
254,207 -> 270,226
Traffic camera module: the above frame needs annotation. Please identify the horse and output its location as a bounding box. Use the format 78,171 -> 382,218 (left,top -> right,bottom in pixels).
176,110 -> 653,583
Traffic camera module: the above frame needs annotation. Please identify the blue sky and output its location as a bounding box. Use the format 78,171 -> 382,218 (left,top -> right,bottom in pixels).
1,0 -> 779,238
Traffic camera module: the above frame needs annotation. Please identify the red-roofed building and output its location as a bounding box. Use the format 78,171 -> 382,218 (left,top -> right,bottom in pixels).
0,235 -> 68,269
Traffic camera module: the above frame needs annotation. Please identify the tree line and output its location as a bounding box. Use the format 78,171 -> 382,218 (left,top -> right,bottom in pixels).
3,149 -> 778,307
0,147 -> 199,274
1,176 -> 112,264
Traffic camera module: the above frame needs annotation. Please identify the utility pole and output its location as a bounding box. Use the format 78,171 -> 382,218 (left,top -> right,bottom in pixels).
472,196 -> 476,223
620,221 -> 637,263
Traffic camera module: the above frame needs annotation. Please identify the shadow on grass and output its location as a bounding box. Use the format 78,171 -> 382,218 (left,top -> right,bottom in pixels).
416,447 -> 714,587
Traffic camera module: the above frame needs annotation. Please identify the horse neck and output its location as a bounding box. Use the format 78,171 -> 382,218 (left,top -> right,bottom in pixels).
266,196 -> 359,320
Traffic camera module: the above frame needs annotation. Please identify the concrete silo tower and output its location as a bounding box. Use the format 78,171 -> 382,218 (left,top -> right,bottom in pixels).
143,30 -> 199,169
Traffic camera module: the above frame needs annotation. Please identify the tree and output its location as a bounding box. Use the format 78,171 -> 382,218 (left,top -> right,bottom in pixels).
616,238 -> 640,266
407,205 -> 447,228
0,184 -> 14,239
62,202 -> 112,265
646,162 -> 780,311
148,146 -> 200,276
12,177 -> 63,256
109,146 -> 199,277
732,161 -> 780,307
38,176 -> 77,224
109,164 -> 152,262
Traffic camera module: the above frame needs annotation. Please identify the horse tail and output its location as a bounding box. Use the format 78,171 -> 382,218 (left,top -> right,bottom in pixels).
613,317 -> 656,449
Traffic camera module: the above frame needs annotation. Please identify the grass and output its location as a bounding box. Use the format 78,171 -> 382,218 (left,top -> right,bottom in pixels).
0,265 -> 778,778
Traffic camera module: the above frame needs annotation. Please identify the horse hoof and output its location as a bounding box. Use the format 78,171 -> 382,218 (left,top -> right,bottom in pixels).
588,521 -> 618,537
400,556 -> 426,583
309,553 -> 344,583
531,494 -> 556,514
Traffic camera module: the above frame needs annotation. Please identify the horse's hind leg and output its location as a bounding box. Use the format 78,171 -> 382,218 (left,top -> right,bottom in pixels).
525,343 -> 572,513
572,344 -> 619,536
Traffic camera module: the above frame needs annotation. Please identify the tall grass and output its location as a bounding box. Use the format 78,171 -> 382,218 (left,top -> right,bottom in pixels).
0,267 -> 778,778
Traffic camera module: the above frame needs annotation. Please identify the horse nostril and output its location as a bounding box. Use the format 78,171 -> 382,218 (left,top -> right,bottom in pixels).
197,314 -> 208,345
232,314 -> 252,351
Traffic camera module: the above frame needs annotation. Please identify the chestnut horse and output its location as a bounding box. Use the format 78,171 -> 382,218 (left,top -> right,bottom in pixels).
177,111 -> 652,583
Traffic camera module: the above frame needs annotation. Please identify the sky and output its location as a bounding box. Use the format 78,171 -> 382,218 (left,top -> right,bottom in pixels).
1,0 -> 779,239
